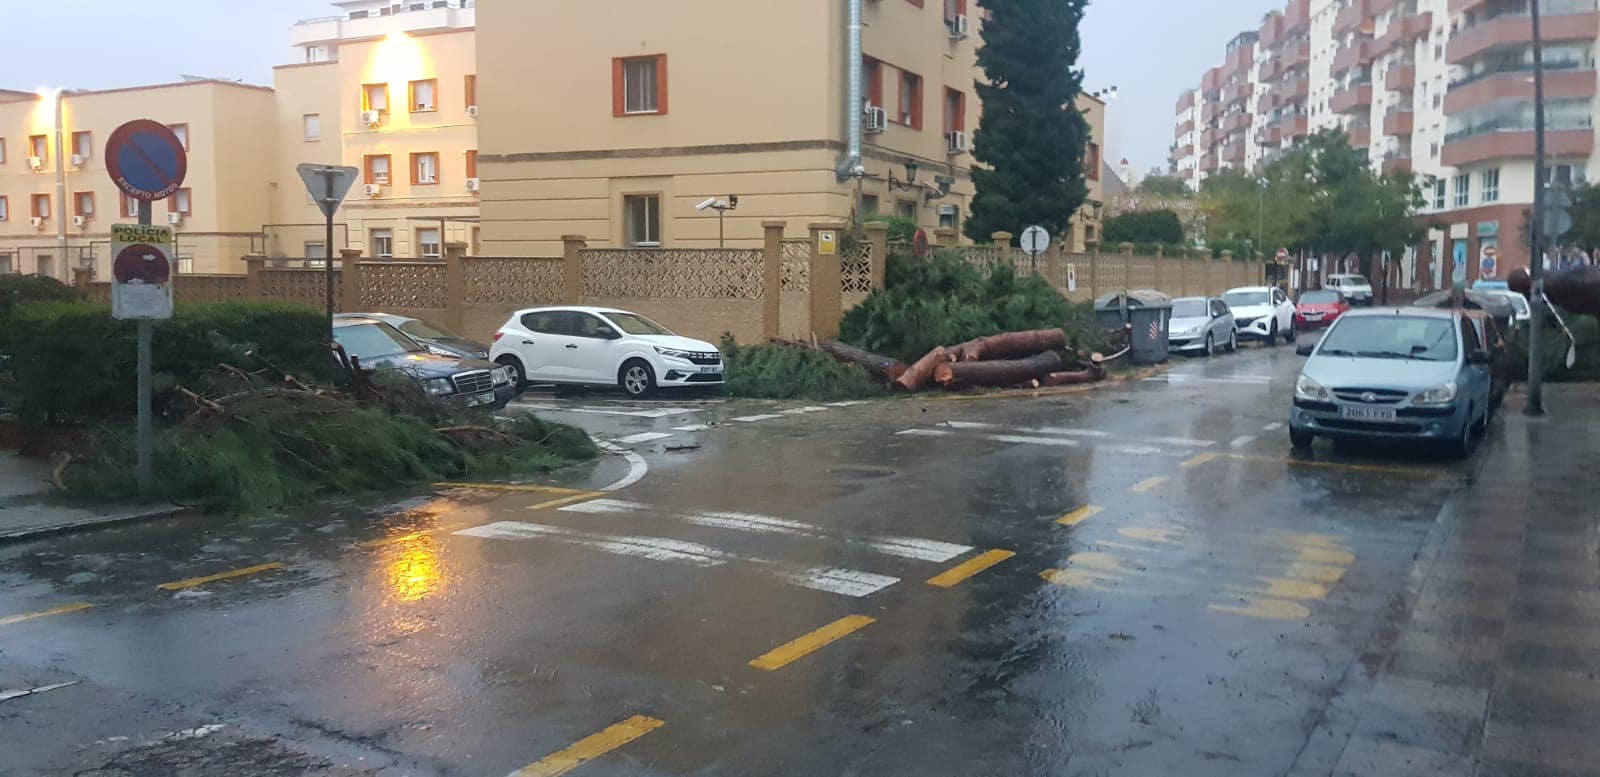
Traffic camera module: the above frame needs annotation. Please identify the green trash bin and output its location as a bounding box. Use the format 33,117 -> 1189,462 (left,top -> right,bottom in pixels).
1094,289 -> 1173,365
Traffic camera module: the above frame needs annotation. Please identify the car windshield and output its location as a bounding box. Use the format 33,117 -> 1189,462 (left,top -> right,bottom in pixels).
334,322 -> 422,359
1332,276 -> 1370,287
1503,294 -> 1529,315
398,319 -> 461,340
606,312 -> 675,336
1300,291 -> 1340,305
1224,291 -> 1270,307
1172,299 -> 1209,318
1317,316 -> 1459,362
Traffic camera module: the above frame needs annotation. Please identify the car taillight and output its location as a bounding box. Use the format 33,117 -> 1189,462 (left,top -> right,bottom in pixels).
492,331 -> 503,343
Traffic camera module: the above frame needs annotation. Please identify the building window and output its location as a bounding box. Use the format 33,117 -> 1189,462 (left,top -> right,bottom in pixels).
1087,143 -> 1101,181
944,88 -> 965,135
303,114 -> 321,141
363,83 -> 390,114
31,194 -> 50,219
939,206 -> 960,230
71,131 -> 92,160
365,154 -> 391,185
1433,179 -> 1446,210
0,138 -> 6,164
861,194 -> 879,215
614,55 -> 667,116
1549,164 -> 1589,187
305,242 -> 327,260
174,255 -> 194,274
122,193 -> 140,218
466,149 -> 478,179
898,70 -> 924,129
167,124 -> 189,150
623,194 -> 661,247
170,188 -> 192,216
411,152 -> 440,185
36,255 -> 53,278
897,199 -> 917,220
0,254 -> 11,273
1453,173 -> 1469,208
409,79 -> 437,112
28,135 -> 48,164
371,228 -> 394,258
864,57 -> 885,109
417,228 -> 442,258
0,196 -> 7,221
464,74 -> 477,108
1481,168 -> 1499,203
73,192 -> 95,217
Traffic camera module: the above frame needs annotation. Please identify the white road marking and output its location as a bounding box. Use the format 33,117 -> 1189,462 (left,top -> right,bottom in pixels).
1156,374 -> 1275,386
562,499 -> 974,562
1028,427 -> 1112,438
732,414 -> 785,423
1262,422 -> 1285,432
933,424 -> 1214,450
571,407 -> 703,419
511,402 -> 559,411
897,429 -> 952,437
782,406 -> 830,414
826,401 -> 862,407
456,521 -> 899,597
1147,436 -> 1217,448
1230,435 -> 1258,448
616,432 -> 673,444
672,424 -> 712,432
986,434 -> 1082,447
0,681 -> 79,703
595,441 -> 648,492
940,421 -> 998,430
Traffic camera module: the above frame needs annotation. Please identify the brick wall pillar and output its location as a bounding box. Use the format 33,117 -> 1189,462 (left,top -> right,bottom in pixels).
444,242 -> 468,333
863,221 -> 889,290
808,222 -> 846,339
1088,244 -> 1100,300
71,267 -> 93,290
762,221 -> 786,340
244,254 -> 266,299
561,235 -> 586,304
340,249 -> 364,313
934,228 -> 958,248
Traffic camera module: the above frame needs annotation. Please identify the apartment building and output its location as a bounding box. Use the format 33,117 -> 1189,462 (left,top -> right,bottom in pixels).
475,0 -> 1106,254
1173,0 -> 1599,282
0,80 -> 277,279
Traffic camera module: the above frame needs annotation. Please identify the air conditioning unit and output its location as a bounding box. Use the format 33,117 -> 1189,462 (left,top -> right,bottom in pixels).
417,102 -> 434,112
361,109 -> 382,126
466,177 -> 481,192
365,183 -> 383,197
167,213 -> 183,226
466,105 -> 479,118
71,154 -> 86,167
27,156 -> 44,171
72,215 -> 88,227
949,15 -> 970,39
29,217 -> 44,229
947,131 -> 970,155
864,105 -> 888,134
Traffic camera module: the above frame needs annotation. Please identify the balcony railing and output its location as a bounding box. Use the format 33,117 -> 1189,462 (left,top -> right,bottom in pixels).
1445,68 -> 1597,115
1447,4 -> 1599,65
1330,83 -> 1375,113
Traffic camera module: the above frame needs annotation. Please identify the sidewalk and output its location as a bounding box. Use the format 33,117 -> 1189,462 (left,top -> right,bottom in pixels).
0,452 -> 187,544
1292,384 -> 1600,777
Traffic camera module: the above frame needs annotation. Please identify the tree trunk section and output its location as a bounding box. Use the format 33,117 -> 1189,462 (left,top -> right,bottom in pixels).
817,339 -> 910,382
952,329 -> 1069,362
895,347 -> 949,392
1041,366 -> 1106,386
934,351 -> 1065,389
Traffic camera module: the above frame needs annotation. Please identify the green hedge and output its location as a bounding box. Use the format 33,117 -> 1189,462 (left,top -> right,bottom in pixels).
3,302 -> 328,424
719,336 -> 887,401
0,274 -> 81,318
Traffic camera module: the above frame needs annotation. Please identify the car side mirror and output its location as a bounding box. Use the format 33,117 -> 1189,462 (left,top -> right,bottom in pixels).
1296,342 -> 1315,357
1468,348 -> 1491,365
598,327 -> 621,340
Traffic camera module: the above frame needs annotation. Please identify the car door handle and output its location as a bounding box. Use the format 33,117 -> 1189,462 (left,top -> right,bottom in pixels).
521,339 -> 536,345
565,344 -> 579,349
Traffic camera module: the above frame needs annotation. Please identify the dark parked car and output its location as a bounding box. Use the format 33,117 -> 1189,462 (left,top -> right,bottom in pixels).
332,317 -> 517,409
335,313 -> 490,359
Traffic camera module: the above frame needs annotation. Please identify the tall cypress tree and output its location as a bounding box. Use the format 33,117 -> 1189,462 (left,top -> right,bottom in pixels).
965,0 -> 1092,245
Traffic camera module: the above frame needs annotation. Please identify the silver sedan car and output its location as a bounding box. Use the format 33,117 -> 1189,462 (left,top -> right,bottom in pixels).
1167,296 -> 1238,356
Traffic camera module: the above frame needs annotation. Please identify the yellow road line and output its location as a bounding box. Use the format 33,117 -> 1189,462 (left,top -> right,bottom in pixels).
1209,598 -> 1312,620
749,615 -> 877,671
1129,476 -> 1171,493
926,549 -> 1016,588
431,482 -> 594,496
526,492 -> 605,512
157,563 -> 286,591
0,602 -> 94,626
1056,505 -> 1103,526
1221,454 -> 1450,478
1181,452 -> 1223,469
512,715 -> 665,777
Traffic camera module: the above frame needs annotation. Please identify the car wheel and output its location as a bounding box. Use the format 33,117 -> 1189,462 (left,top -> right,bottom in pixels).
620,359 -> 656,399
1269,320 -> 1280,346
1447,406 -> 1477,458
1204,332 -> 1215,357
495,355 -> 527,391
1285,320 -> 1297,344
1227,330 -> 1238,353
1290,428 -> 1314,450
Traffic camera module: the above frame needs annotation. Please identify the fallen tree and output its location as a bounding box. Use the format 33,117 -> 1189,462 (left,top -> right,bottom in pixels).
934,351 -> 1065,389
949,329 -> 1068,362
895,346 -> 950,393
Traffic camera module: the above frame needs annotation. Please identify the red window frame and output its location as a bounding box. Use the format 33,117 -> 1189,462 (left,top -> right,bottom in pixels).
411,152 -> 441,186
30,194 -> 50,219
897,69 -> 924,130
464,74 -> 477,108
864,57 -> 885,109
1087,143 -> 1101,181
167,124 -> 189,151
71,131 -> 93,160
362,83 -> 390,114
944,88 -> 966,135
364,154 -> 392,185
466,149 -> 479,179
169,188 -> 192,216
0,195 -> 8,221
944,0 -> 968,19
28,135 -> 48,163
121,193 -> 139,218
612,54 -> 669,117
73,191 -> 95,217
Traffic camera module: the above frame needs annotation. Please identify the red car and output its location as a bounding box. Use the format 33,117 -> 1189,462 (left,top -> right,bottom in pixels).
1294,289 -> 1350,331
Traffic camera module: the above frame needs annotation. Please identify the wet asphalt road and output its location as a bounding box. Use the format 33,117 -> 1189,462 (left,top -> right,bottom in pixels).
0,341 -> 1485,776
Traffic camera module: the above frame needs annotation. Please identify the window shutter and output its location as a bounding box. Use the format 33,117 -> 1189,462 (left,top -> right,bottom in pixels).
654,55 -> 669,115
612,58 -> 626,117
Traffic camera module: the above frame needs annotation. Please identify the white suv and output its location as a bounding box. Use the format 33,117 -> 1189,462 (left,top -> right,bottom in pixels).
1325,274 -> 1374,306
490,306 -> 724,398
1223,286 -> 1297,345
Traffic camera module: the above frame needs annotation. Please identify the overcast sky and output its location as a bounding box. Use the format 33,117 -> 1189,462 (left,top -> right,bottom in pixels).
15,0 -> 1280,180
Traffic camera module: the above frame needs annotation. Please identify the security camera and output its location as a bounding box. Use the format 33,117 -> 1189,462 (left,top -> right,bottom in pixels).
696,197 -> 721,211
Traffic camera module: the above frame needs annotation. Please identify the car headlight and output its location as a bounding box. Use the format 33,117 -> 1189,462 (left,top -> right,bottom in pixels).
424,377 -> 455,396
493,366 -> 513,385
1295,375 -> 1330,402
425,344 -> 455,357
1414,382 -> 1458,406
654,347 -> 692,360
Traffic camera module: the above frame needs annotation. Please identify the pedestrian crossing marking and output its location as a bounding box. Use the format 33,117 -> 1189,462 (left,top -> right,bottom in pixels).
512,715 -> 665,777
1208,598 -> 1311,620
1129,476 -> 1172,493
615,432 -> 672,444
749,615 -> 877,671
1057,505 -> 1103,526
927,549 -> 1015,588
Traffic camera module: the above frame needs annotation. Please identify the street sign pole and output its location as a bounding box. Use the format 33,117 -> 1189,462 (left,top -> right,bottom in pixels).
1527,0 -> 1548,416
324,171 -> 336,350
136,200 -> 154,498
295,163 -> 361,382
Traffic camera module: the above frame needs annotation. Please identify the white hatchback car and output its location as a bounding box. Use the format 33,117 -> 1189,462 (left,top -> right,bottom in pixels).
1223,286 -> 1297,345
490,306 -> 724,398
1325,274 -> 1375,306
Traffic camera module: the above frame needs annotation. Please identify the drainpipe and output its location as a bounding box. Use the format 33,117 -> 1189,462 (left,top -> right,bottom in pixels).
835,0 -> 865,184
53,89 -> 68,282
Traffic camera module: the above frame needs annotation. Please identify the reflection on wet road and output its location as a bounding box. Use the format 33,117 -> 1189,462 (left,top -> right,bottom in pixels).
0,344 -> 1505,776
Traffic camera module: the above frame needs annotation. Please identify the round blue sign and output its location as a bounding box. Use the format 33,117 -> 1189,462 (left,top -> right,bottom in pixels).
105,120 -> 188,201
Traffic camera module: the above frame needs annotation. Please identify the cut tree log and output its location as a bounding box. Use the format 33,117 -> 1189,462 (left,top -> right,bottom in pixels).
1041,365 -> 1106,386
895,347 -> 950,392
951,329 -> 1069,362
934,351 -> 1065,389
816,339 -> 909,382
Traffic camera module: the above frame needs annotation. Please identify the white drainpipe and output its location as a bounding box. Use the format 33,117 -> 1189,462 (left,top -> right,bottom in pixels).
836,0 -> 865,182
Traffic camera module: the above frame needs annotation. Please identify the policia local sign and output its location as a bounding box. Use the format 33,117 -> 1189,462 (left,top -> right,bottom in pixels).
110,224 -> 174,320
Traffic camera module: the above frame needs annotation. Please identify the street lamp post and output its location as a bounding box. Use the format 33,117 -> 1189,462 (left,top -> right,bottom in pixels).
1527,0 -> 1548,416
51,88 -> 69,283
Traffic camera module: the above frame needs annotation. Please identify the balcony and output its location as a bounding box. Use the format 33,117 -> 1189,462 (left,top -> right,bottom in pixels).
1277,78 -> 1310,104
1331,41 -> 1373,76
289,3 -> 475,47
1372,11 -> 1433,55
1201,128 -> 1218,147
1224,111 -> 1252,135
1259,58 -> 1279,81
1448,9 -> 1600,65
1279,114 -> 1309,140
1284,0 -> 1311,32
1260,13 -> 1283,46
1258,126 -> 1283,145
1202,66 -> 1222,93
1334,0 -> 1372,34
1179,167 -> 1194,180
1176,119 -> 1196,137
1282,42 -> 1311,71
1176,92 -> 1195,113
1223,143 -> 1246,163
1382,153 -> 1413,176
1386,64 -> 1416,91
1330,83 -> 1374,113
1204,101 -> 1220,122
1444,68 -> 1598,115
1442,127 -> 1594,166
1176,144 -> 1194,158
1224,81 -> 1252,105
1384,109 -> 1414,136
1347,124 -> 1373,147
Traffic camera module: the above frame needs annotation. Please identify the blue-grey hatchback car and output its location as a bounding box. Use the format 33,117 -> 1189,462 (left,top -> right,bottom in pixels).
1289,308 -> 1493,455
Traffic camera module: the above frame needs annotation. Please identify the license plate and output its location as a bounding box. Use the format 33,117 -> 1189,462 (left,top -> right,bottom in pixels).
467,391 -> 497,407
1303,313 -> 1323,321
698,366 -> 723,374
1340,405 -> 1396,422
